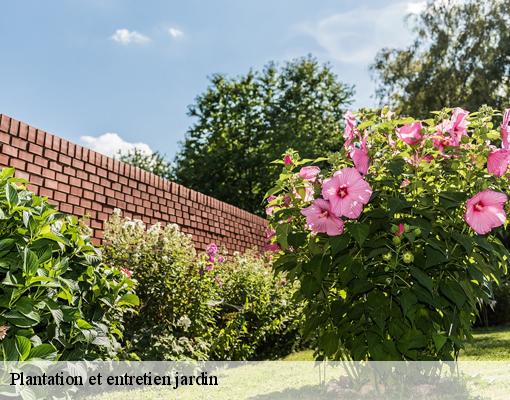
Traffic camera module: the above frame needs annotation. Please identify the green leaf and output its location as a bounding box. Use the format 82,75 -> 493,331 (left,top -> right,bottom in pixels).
399,290 -> 417,316
22,248 -> 39,276
349,223 -> 370,246
0,238 -> 15,252
452,232 -> 473,255
76,319 -> 93,329
425,246 -> 446,268
410,267 -> 433,293
439,281 -> 466,308
5,183 -> 19,207
28,343 -> 58,360
438,191 -> 466,209
388,197 -> 411,213
4,310 -> 40,327
275,223 -> 290,250
329,235 -> 350,256
432,334 -> 448,352
118,293 -> 140,306
15,336 -> 31,361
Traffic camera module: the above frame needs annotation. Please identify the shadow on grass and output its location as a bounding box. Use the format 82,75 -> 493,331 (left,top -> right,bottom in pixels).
248,384 -> 335,400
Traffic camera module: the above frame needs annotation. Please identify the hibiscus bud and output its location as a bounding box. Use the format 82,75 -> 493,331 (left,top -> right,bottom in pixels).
284,154 -> 293,166
383,252 -> 392,261
414,228 -> 422,237
403,252 -> 414,264
392,236 -> 401,245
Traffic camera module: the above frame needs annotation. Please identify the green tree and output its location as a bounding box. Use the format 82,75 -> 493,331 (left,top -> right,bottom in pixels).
173,57 -> 354,215
119,149 -> 173,180
371,0 -> 510,117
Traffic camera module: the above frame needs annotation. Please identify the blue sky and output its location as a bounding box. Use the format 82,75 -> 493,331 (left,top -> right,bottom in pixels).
0,0 -> 425,159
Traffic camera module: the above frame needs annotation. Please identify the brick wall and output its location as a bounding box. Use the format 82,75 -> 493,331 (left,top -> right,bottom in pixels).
0,114 -> 267,253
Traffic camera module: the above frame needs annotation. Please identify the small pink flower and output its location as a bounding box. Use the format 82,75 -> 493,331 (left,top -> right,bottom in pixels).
343,111 -> 358,150
501,109 -> 510,149
321,167 -> 372,219
293,182 -> 315,202
396,122 -> 423,145
300,198 -> 344,236
465,190 -> 507,235
208,255 -> 215,263
299,166 -> 320,181
487,149 -> 510,176
265,228 -> 276,239
349,140 -> 370,175
264,243 -> 281,253
121,267 -> 133,278
284,154 -> 293,166
206,243 -> 218,257
396,223 -> 405,237
447,108 -> 469,145
283,195 -> 292,206
400,179 -> 411,188
218,255 -> 225,263
205,263 -> 214,271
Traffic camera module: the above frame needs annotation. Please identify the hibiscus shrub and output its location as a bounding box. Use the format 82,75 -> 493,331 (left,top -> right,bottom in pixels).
103,210 -> 304,360
265,106 -> 510,361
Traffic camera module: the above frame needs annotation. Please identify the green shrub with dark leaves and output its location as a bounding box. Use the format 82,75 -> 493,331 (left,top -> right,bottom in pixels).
103,210 -> 304,360
0,168 -> 138,361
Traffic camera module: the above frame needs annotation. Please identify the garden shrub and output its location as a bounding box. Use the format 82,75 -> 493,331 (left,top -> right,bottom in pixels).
0,168 -> 138,361
103,211 -> 304,360
210,250 -> 304,360
266,106 -> 510,361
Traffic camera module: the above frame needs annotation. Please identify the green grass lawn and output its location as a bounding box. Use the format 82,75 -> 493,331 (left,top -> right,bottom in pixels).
86,326 -> 510,400
283,324 -> 510,361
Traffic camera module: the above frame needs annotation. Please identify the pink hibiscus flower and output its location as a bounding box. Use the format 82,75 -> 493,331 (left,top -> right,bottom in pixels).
343,111 -> 358,150
464,190 -> 507,235
264,243 -> 281,253
501,109 -> 510,149
299,166 -> 321,181
396,122 -> 423,145
487,149 -> 510,176
121,267 -> 133,278
349,138 -> 370,175
321,168 -> 372,219
447,108 -> 469,145
300,198 -> 344,236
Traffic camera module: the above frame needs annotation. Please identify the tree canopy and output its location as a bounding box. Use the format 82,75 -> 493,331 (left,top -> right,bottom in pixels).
172,57 -> 354,215
371,0 -> 510,117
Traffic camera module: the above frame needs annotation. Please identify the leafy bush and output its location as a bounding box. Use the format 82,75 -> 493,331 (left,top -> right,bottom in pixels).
266,106 -> 510,361
0,168 -> 138,361
103,211 -> 304,360
476,276 -> 510,327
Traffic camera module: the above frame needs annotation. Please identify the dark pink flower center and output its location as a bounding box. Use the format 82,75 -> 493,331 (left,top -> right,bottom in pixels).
474,202 -> 484,211
319,210 -> 329,219
337,185 -> 348,198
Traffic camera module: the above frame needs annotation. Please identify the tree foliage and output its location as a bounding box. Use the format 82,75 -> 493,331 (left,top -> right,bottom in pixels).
119,149 -> 173,180
371,0 -> 510,117
173,57 -> 354,215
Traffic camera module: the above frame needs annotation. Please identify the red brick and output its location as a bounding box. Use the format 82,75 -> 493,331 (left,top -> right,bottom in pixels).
69,176 -> 81,187
59,154 -> 72,165
45,179 -> 58,190
0,115 -> 10,132
28,127 -> 37,142
68,195 -> 80,206
80,199 -> 92,209
82,181 -> 93,191
11,137 -> 27,150
9,119 -> 19,135
40,188 -> 53,198
84,190 -> 95,200
19,150 -> 34,163
70,186 -> 83,197
28,143 -> 43,156
60,203 -> 73,213
58,183 -> 70,193
63,166 -> 75,176
72,159 -> 84,169
44,149 -> 58,160
34,156 -> 48,168
14,170 -> 29,180
0,132 -> 10,144
0,154 -> 9,166
2,145 -> 18,157
10,159 -> 25,170
73,206 -> 85,216
54,191 -> 67,202
49,161 -> 63,172
30,175 -> 43,185
55,173 -> 68,184
27,164 -> 42,175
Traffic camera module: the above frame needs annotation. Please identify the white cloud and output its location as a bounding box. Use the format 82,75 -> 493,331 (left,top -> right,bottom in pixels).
298,2 -> 417,64
110,29 -> 151,45
168,27 -> 184,39
407,1 -> 427,14
80,133 -> 153,157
